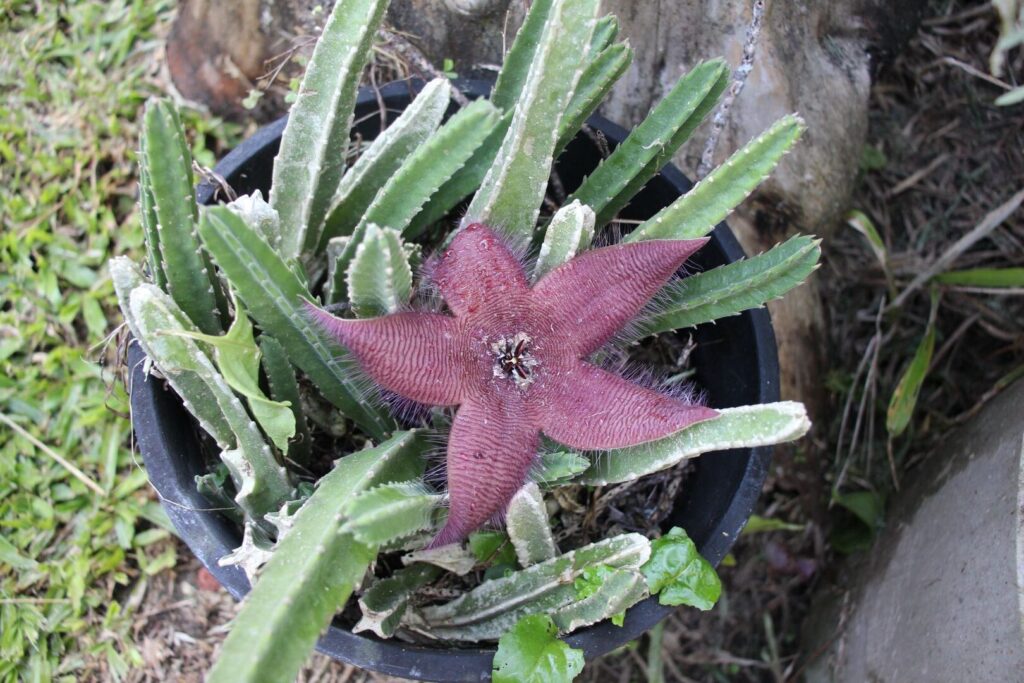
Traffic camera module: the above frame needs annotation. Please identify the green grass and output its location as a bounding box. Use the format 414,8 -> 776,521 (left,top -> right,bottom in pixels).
0,1 -> 241,679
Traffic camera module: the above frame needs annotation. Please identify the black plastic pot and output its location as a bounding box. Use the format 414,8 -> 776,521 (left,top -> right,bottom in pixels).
129,80 -> 777,682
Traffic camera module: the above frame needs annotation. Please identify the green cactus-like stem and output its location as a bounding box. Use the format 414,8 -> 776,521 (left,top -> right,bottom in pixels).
588,15 -> 619,54
625,115 -> 806,242
270,0 -> 389,258
142,99 -> 224,333
569,59 -> 729,227
346,224 -> 413,317
638,235 -> 821,337
207,431 -> 427,683
332,100 -> 501,299
198,206 -> 395,439
355,563 -> 443,638
554,42 -> 632,155
408,533 -> 649,642
339,481 -> 443,545
576,402 -> 812,486
405,110 -> 513,238
127,283 -> 292,519
466,0 -> 600,240
489,0 -> 556,111
505,482 -> 558,566
320,78 -> 451,249
533,200 -> 595,280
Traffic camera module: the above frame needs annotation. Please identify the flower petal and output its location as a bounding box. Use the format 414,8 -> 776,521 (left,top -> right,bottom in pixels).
432,223 -> 530,316
305,302 -> 467,405
532,238 -> 708,355
428,397 -> 540,547
538,362 -> 717,450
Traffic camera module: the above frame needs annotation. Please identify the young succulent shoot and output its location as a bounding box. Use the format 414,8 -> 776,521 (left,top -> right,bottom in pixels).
305,223 -> 718,547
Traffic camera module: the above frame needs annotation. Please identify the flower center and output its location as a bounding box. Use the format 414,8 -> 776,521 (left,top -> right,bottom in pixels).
491,332 -> 539,389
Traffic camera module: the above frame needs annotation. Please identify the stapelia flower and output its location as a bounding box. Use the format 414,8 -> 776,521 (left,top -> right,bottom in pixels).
307,223 -> 717,547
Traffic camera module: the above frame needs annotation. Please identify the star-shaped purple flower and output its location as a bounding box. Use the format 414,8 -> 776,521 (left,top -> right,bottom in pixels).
307,223 -> 717,547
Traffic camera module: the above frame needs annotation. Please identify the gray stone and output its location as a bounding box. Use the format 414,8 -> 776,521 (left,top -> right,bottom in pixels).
802,380 -> 1024,682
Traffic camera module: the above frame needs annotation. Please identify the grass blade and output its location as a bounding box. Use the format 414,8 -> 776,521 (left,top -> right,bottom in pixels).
887,293 -> 939,437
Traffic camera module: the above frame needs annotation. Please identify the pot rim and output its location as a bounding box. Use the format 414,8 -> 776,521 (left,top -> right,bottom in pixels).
129,78 -> 778,682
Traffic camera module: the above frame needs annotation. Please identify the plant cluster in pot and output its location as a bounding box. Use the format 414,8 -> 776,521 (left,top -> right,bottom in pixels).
114,0 -> 818,680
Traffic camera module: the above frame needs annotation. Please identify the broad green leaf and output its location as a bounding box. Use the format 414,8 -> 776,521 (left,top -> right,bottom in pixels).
576,402 -> 810,485
207,431 -> 425,683
142,99 -> 224,333
320,78 -> 451,247
505,483 -> 558,566
533,200 -> 595,281
346,224 -> 413,317
270,0 -> 389,258
355,563 -> 443,638
173,294 -> 295,454
569,59 -> 729,226
641,527 -> 720,610
638,235 -> 820,337
934,267 -> 1024,287
492,615 -> 585,683
887,293 -> 939,437
197,206 -> 394,438
626,115 -> 805,242
339,481 -> 443,545
467,0 -> 601,240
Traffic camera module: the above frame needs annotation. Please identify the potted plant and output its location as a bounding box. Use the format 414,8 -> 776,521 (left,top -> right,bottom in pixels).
115,0 -> 817,680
